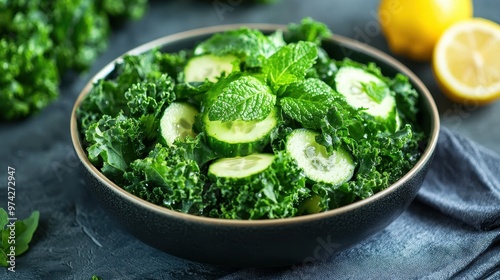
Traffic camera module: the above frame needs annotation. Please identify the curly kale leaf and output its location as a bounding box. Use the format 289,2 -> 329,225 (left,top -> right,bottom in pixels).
159,50 -> 191,82
125,74 -> 176,142
174,134 -> 219,168
174,80 -> 214,108
315,99 -> 365,153
124,143 -> 206,215
285,17 -> 332,45
82,73 -> 175,168
348,125 -> 423,198
389,74 -> 420,124
99,0 -> 148,20
207,152 -> 309,219
0,0 -> 149,121
306,47 -> 338,85
194,27 -> 285,68
113,50 -> 164,86
319,104 -> 424,202
0,1 -> 59,120
78,79 -> 128,129
85,113 -> 146,181
307,126 -> 423,211
78,50 -> 170,134
46,0 -> 110,72
300,182 -> 356,213
125,74 -> 175,118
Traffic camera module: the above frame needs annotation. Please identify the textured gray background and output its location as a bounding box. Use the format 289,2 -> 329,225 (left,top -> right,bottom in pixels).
1,0 -> 499,279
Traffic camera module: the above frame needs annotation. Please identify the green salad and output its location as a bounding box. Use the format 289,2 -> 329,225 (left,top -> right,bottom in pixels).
77,18 -> 425,220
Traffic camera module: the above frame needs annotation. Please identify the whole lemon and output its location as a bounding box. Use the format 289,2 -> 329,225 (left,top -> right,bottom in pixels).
378,0 -> 473,61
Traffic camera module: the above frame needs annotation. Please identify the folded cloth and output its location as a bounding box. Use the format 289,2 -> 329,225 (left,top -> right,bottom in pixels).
2,127 -> 499,280
221,127 -> 500,280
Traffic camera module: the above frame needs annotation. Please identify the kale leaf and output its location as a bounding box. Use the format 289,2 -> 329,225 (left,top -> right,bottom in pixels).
83,72 -> 176,180
0,0 -> 59,120
0,0 -> 148,121
207,151 -> 309,219
124,143 -> 206,215
85,113 -> 146,180
0,209 -> 40,267
390,74 -> 420,124
77,50 -> 168,134
99,0 -> 148,20
285,17 -> 332,45
194,27 -> 285,68
46,0 -> 110,72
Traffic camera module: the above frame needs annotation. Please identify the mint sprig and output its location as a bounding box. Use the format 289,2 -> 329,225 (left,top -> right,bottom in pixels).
263,41 -> 318,90
280,78 -> 338,129
207,75 -> 276,122
205,41 -> 318,123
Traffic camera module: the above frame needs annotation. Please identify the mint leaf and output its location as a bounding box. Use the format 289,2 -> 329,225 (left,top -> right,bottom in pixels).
280,78 -> 337,129
263,41 -> 317,89
194,28 -> 284,68
361,81 -> 389,104
208,75 -> 275,122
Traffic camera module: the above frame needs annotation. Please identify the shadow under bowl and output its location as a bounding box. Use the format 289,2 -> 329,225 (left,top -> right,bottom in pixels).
70,24 -> 440,267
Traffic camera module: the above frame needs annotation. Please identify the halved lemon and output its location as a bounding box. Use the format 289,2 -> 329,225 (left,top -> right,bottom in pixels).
433,18 -> 500,104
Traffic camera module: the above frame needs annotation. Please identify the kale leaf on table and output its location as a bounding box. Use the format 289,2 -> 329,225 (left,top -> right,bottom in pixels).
0,209 -> 40,267
0,0 -> 149,121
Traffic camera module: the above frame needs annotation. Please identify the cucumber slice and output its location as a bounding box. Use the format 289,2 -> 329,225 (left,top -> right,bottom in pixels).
335,66 -> 396,119
160,102 -> 199,146
184,54 -> 238,83
208,153 -> 275,183
286,129 -> 355,185
204,108 -> 278,157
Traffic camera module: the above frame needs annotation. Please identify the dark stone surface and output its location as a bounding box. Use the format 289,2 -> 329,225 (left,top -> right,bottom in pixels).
1,0 -> 499,279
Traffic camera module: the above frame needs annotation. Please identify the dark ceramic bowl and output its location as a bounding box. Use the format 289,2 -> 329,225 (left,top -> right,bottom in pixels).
70,24 -> 440,267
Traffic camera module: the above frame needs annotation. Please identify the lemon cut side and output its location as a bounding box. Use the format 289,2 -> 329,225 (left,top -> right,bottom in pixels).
433,18 -> 500,104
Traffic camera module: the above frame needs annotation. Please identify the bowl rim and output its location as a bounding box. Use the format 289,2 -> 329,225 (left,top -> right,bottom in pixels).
70,23 -> 440,227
